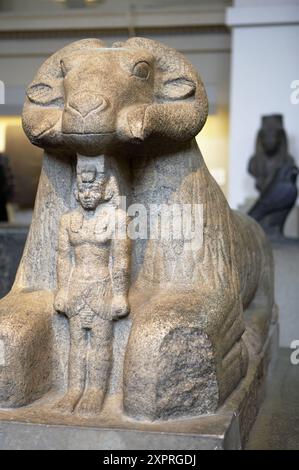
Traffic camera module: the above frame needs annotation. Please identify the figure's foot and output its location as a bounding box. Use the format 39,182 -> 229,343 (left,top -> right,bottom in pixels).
53,389 -> 83,413
75,388 -> 105,415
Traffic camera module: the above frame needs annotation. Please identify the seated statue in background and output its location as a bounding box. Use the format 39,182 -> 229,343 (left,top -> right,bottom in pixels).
248,164 -> 299,240
54,155 -> 130,414
248,114 -> 298,240
248,114 -> 295,192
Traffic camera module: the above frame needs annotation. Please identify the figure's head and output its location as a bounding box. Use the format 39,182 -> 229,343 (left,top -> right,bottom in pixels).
76,166 -> 105,210
259,114 -> 286,156
75,155 -> 117,210
22,37 -> 208,155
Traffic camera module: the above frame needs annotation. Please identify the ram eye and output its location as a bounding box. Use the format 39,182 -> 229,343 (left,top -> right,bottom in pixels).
132,61 -> 150,80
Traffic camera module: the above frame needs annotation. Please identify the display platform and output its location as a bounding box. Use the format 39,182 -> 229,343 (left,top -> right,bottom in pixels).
0,321 -> 278,450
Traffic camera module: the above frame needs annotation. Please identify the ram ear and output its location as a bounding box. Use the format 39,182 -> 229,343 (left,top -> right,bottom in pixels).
158,78 -> 196,101
27,81 -> 63,107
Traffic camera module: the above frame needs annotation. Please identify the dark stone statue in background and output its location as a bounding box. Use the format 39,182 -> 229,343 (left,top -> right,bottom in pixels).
248,115 -> 298,240
249,164 -> 299,240
248,115 -> 295,192
0,154 -> 14,222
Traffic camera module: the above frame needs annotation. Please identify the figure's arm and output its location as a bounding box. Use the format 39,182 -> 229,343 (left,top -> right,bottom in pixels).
110,210 -> 131,319
248,155 -> 257,177
54,215 -> 72,314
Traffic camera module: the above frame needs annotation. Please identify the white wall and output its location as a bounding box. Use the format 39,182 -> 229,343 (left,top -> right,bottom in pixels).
227,2 -> 299,209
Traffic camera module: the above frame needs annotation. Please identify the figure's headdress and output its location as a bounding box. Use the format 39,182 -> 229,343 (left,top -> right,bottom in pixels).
76,154 -> 107,182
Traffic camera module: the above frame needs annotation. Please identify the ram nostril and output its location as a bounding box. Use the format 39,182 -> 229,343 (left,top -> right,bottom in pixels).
68,93 -> 109,118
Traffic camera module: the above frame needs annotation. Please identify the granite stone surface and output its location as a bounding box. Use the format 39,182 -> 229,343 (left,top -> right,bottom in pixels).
0,38 -> 277,444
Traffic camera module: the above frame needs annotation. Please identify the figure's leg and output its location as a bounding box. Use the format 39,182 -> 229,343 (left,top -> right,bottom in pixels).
55,315 -> 87,412
76,318 -> 113,414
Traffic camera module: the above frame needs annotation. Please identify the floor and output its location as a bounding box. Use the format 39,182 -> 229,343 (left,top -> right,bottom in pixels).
246,348 -> 299,450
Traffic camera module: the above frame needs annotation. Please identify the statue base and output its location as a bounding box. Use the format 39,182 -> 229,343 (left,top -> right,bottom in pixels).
0,318 -> 278,450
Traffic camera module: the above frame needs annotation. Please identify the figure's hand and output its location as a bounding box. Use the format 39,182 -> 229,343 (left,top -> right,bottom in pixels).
54,290 -> 67,314
111,295 -> 130,320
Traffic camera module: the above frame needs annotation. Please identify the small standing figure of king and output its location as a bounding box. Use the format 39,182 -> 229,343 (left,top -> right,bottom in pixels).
54,155 -> 130,414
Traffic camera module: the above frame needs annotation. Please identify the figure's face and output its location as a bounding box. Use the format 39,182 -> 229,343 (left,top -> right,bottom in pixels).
260,128 -> 280,155
77,170 -> 106,210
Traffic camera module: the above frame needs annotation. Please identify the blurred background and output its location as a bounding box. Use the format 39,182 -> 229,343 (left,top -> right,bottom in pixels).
0,0 -> 298,218
0,0 -> 298,340
0,0 -> 232,218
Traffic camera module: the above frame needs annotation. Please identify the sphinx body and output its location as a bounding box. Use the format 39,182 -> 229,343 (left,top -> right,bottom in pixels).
0,38 -> 275,422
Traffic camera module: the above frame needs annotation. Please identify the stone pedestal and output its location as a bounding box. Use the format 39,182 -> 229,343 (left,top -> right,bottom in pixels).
0,316 -> 278,450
